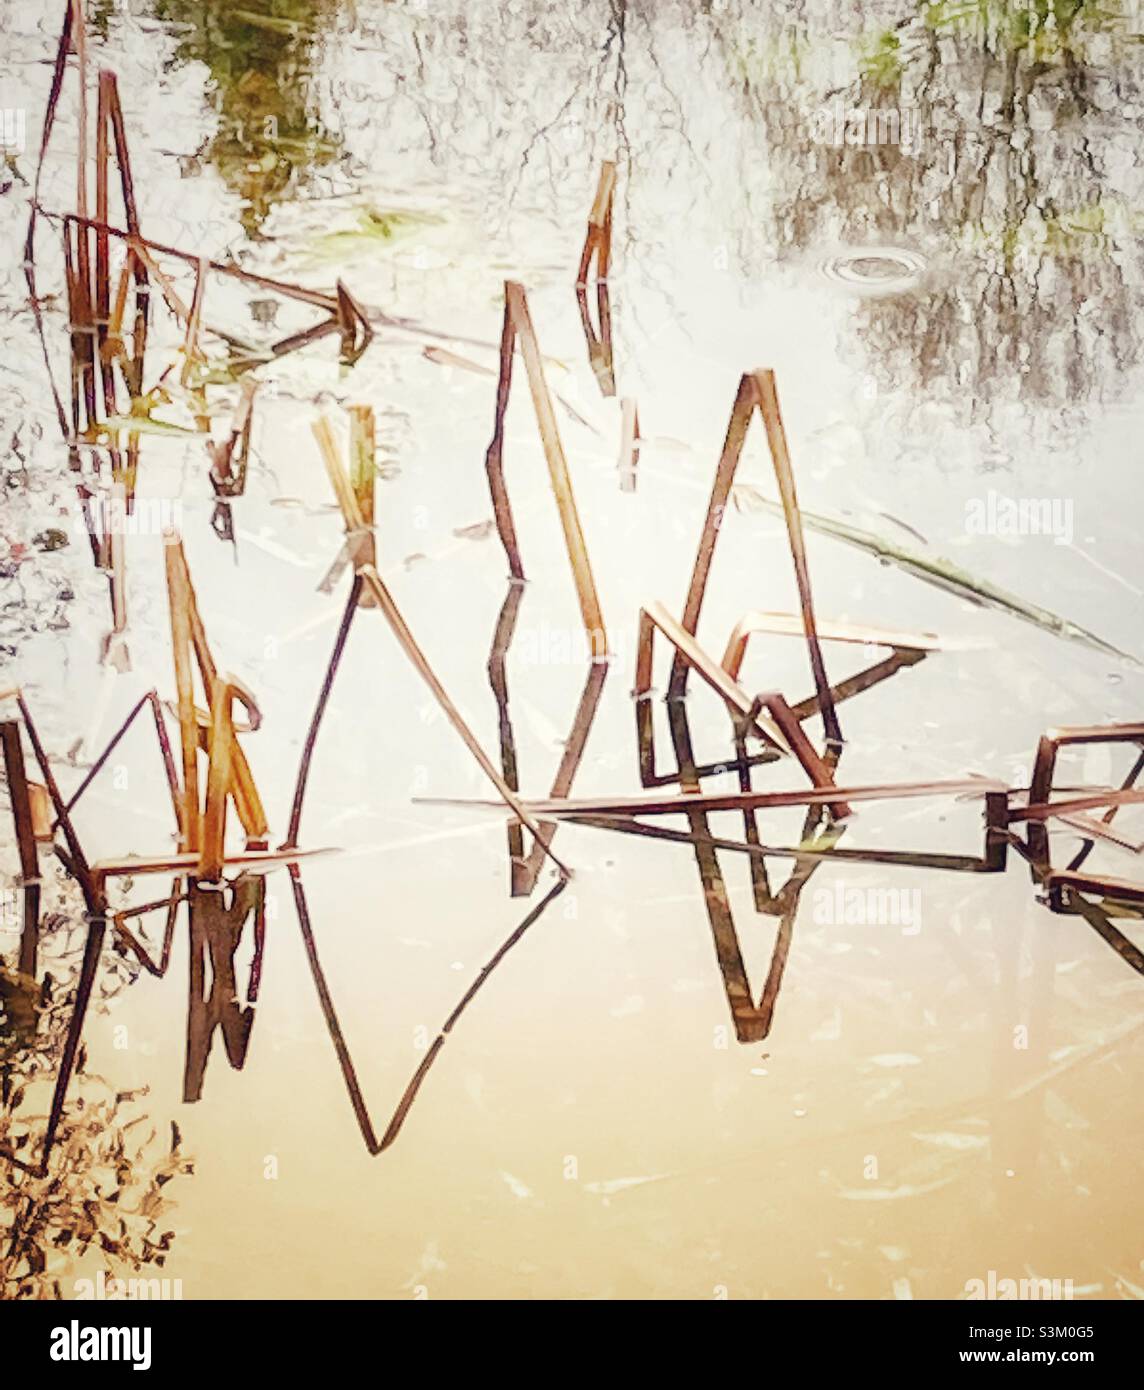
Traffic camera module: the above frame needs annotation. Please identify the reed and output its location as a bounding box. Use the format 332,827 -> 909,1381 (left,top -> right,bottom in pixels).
576,160 -> 616,286
483,280 -> 608,660
670,370 -> 842,752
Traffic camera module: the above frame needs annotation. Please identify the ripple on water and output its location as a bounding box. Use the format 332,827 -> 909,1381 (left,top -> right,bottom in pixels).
817,245 -> 928,297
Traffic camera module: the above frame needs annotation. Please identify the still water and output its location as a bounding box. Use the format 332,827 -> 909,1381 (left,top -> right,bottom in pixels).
2,0 -> 1144,1299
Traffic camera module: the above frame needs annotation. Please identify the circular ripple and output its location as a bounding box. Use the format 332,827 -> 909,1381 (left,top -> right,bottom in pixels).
818,245 -> 928,297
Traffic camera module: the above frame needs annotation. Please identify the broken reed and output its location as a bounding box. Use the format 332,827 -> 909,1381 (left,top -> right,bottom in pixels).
487,582 -> 609,897
577,160 -> 615,286
303,415 -> 570,878
669,370 -> 842,750
485,280 -> 608,661
0,528 -> 338,1173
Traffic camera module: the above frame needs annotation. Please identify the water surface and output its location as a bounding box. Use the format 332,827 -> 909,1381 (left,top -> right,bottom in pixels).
2,0 -> 1144,1299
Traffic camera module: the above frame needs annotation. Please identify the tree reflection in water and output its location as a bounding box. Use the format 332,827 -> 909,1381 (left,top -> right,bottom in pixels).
707,0 -> 1144,422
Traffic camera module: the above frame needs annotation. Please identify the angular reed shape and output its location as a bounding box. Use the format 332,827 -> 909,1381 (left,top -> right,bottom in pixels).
576,161 -> 616,286
1010,723 -> 1144,928
296,417 -> 569,877
487,581 -> 609,897
671,370 -> 842,750
163,533 -> 268,867
576,281 -> 616,398
483,281 -> 608,660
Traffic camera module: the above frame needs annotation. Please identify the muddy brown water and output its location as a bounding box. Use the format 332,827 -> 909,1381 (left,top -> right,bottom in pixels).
2,0 -> 1144,1298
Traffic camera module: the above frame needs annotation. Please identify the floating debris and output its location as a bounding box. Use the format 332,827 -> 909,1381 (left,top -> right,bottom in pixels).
732,487 -> 1140,666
